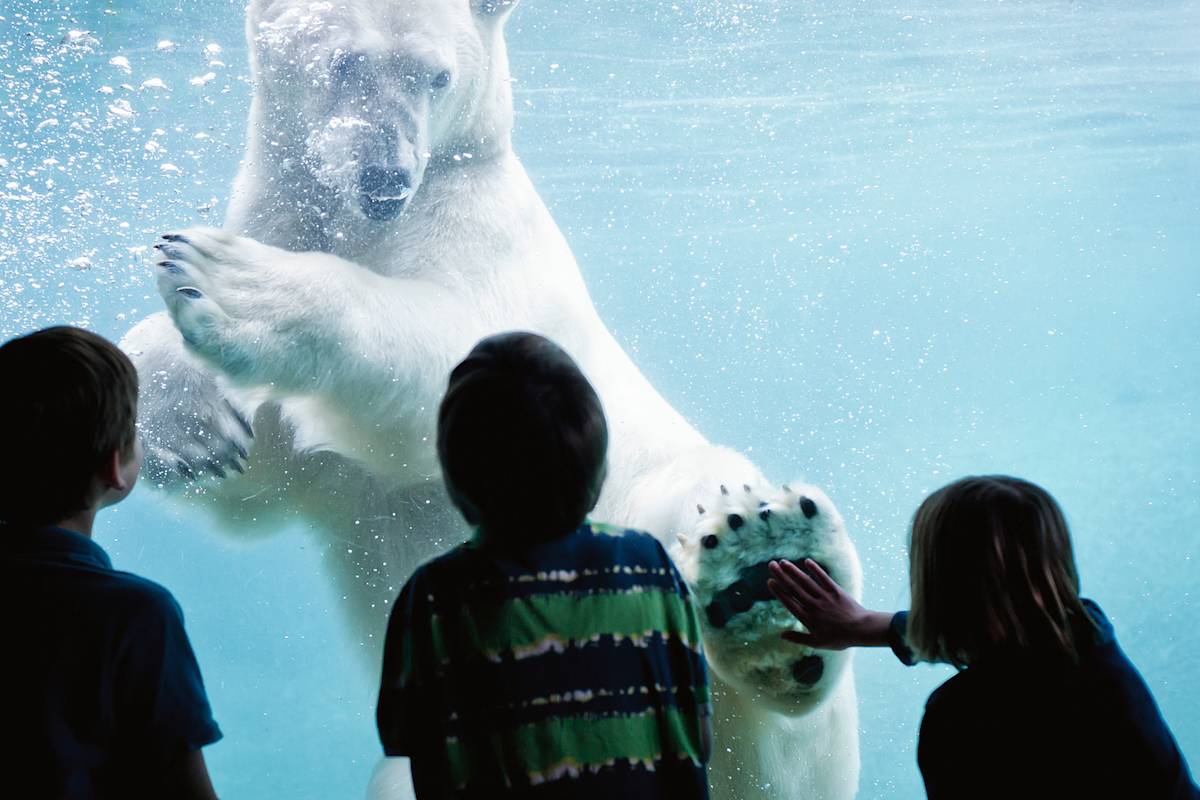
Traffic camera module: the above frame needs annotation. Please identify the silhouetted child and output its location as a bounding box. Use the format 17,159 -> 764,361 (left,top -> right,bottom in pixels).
768,474 -> 1199,799
376,331 -> 712,798
0,326 -> 222,798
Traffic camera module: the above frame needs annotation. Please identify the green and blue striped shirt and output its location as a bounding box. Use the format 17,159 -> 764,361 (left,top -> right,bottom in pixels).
377,521 -> 711,798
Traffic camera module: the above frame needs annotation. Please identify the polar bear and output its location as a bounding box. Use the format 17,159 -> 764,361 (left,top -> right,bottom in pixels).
120,1 -> 863,798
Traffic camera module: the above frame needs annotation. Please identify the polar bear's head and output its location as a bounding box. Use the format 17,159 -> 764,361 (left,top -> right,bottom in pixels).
247,0 -> 519,222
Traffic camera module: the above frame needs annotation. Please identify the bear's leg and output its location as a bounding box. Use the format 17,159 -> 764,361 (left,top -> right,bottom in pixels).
622,450 -> 863,799
151,226 -> 484,471
708,671 -> 860,800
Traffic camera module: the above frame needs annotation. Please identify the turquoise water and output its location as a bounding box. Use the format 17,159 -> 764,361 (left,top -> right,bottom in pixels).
2,1 -> 1197,797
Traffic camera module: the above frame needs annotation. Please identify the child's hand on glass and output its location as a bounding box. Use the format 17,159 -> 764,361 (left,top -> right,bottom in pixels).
768,559 -> 892,650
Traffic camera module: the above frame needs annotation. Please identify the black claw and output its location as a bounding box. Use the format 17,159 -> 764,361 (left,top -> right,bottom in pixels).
743,484 -> 752,493
206,460 -> 227,479
162,233 -> 190,243
720,485 -> 729,496
226,401 -> 254,439
233,441 -> 249,460
697,504 -> 706,515
799,497 -> 818,518
727,513 -> 744,531
175,459 -> 195,480
176,286 -> 203,299
228,459 -> 245,474
702,534 -> 720,550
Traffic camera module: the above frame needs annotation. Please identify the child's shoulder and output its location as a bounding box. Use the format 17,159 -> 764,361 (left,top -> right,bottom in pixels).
580,520 -> 672,566
87,566 -> 188,631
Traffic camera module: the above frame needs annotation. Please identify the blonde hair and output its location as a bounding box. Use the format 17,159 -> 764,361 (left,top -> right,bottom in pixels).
907,475 -> 1093,667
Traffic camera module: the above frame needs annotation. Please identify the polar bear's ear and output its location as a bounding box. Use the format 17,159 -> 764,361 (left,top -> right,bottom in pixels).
472,0 -> 520,18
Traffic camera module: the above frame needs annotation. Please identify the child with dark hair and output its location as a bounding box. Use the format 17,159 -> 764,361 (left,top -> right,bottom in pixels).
0,326 -> 222,799
767,474 -> 1198,799
376,331 -> 712,798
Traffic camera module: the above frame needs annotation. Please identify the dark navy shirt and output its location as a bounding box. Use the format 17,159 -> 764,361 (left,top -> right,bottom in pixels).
890,601 -> 1198,799
0,524 -> 222,798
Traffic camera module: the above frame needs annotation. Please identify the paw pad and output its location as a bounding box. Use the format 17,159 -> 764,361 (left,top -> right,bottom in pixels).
799,496 -> 818,518
791,655 -> 824,686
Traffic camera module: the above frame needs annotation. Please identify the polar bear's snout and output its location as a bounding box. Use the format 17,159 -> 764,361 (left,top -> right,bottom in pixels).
359,166 -> 413,221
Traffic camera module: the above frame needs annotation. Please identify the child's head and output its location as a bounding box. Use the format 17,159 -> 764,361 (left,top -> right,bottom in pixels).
0,326 -> 141,527
907,475 -> 1091,667
437,331 -> 608,548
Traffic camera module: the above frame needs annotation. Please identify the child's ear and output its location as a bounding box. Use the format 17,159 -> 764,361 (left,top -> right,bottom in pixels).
100,447 -> 135,493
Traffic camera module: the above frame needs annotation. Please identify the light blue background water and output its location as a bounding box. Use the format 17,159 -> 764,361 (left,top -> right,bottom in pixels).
1,1 -> 1197,797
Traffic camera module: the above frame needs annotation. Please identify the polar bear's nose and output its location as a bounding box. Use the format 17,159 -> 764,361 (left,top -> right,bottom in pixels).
359,166 -> 413,221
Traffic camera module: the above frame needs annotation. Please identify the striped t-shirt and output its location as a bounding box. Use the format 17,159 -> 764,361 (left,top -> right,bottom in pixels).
376,521 -> 711,799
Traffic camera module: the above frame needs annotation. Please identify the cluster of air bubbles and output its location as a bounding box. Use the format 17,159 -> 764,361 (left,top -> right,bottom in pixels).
0,5 -> 244,338
304,116 -> 373,192
665,0 -> 782,35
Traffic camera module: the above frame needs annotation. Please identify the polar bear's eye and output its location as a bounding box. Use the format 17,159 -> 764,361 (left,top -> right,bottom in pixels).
431,70 -> 452,91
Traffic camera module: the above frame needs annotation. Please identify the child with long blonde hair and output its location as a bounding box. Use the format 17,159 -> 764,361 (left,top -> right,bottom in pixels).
769,474 -> 1197,799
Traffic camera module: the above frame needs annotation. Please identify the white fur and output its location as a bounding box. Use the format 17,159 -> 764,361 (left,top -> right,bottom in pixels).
121,2 -> 862,798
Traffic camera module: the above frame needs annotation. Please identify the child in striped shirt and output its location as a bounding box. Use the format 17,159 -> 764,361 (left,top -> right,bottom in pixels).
376,331 -> 712,799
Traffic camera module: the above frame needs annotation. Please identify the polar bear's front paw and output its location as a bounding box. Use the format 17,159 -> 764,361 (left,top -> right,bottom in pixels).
153,227 -> 291,381
674,482 -> 862,716
141,390 -> 254,487
122,311 -> 255,487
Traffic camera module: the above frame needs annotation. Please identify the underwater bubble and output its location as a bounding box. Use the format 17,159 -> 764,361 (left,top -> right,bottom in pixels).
108,55 -> 131,74
107,99 -> 135,120
61,30 -> 100,50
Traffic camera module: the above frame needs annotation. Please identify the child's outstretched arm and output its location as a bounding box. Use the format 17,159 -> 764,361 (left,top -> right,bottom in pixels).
767,559 -> 897,651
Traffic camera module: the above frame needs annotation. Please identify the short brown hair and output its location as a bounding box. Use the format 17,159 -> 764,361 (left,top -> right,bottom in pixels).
437,332 -> 608,547
907,475 -> 1094,667
0,326 -> 138,526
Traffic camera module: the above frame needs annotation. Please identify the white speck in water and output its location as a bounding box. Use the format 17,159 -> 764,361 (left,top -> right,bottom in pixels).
61,30 -> 99,50
107,99 -> 135,120
140,77 -> 170,91
109,56 -> 131,74
189,72 -> 217,87
156,40 -> 177,53
65,256 -> 93,270
160,163 -> 181,174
